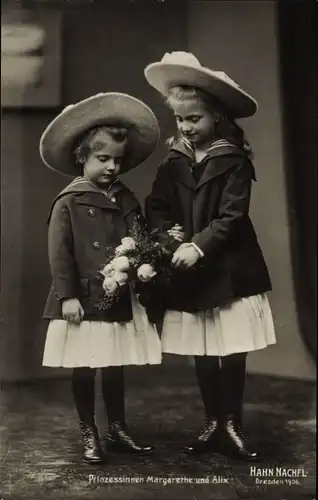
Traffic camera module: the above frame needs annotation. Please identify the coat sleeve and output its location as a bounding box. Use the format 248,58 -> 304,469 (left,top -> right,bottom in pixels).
48,198 -> 78,301
145,165 -> 180,253
192,160 -> 254,258
122,190 -> 147,232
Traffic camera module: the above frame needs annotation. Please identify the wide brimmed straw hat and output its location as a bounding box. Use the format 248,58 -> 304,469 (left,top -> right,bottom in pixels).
144,52 -> 258,118
40,92 -> 160,176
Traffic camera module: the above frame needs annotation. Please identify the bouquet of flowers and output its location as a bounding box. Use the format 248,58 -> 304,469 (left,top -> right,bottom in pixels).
98,220 -> 173,313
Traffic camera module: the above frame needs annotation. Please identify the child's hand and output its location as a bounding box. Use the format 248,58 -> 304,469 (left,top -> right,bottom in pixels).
171,243 -> 201,268
167,224 -> 185,242
62,298 -> 84,324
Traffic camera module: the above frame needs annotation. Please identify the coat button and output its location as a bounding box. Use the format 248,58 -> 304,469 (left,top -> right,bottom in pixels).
92,241 -> 100,249
88,208 -> 96,216
110,196 -> 116,203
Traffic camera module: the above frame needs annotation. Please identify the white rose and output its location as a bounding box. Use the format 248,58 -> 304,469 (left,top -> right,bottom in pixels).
100,263 -> 115,278
137,263 -> 157,283
103,277 -> 118,295
114,271 -> 129,286
112,256 -> 130,272
115,244 -> 127,256
121,237 -> 136,251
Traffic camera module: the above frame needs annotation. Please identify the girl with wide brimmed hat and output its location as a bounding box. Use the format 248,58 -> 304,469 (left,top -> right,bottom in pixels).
40,92 -> 161,464
144,52 -> 276,461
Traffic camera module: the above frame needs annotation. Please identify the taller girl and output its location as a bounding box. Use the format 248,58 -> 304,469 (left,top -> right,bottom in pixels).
144,52 -> 276,461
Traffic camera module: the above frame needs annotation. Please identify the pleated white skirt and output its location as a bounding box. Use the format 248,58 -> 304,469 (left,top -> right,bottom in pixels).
161,293 -> 276,357
42,292 -> 162,368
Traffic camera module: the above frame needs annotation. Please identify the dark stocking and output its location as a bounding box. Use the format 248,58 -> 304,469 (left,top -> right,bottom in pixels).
71,367 -> 97,424
220,352 -> 247,422
101,366 -> 125,427
194,355 -> 222,420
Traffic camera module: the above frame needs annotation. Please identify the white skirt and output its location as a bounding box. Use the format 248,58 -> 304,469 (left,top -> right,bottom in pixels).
161,293 -> 276,357
42,292 -> 162,368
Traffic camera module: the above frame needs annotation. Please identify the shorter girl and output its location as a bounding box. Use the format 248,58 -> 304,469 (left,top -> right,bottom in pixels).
144,52 -> 276,461
41,93 -> 161,463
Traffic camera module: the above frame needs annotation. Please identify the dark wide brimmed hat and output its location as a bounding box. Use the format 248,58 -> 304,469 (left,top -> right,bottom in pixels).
144,52 -> 258,118
39,92 -> 160,176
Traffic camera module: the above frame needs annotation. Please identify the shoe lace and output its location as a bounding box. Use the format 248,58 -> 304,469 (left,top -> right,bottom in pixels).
199,419 -> 218,440
227,419 -> 247,446
110,422 -> 136,446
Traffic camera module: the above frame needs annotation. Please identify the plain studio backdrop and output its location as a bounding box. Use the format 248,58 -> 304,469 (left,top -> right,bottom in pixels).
0,0 -> 316,382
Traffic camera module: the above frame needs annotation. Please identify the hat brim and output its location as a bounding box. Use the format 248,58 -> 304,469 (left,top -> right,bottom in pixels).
144,63 -> 257,118
40,92 -> 160,176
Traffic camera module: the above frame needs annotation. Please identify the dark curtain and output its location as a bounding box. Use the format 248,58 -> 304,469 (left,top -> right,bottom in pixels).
277,0 -> 317,361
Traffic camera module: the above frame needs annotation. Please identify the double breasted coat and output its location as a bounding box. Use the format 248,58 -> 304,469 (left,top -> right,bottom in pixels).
43,177 -> 143,322
145,141 -> 272,313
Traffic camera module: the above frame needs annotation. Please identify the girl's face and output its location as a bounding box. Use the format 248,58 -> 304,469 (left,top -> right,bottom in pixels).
172,98 -> 217,149
83,130 -> 126,187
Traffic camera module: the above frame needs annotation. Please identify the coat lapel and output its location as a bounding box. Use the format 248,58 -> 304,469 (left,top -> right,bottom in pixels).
48,177 -> 123,223
196,144 -> 248,190
62,178 -> 121,210
171,158 -> 196,190
169,139 -> 250,191
170,140 -> 196,191
74,192 -> 120,211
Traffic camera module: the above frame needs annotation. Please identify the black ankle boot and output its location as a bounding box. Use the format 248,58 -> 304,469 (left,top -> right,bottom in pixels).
219,414 -> 259,461
107,422 -> 154,454
185,417 -> 220,454
80,421 -> 105,464
218,354 -> 258,461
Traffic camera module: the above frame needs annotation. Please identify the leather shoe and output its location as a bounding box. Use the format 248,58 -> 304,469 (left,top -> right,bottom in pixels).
80,421 -> 106,464
185,418 -> 220,454
218,414 -> 259,461
107,422 -> 154,454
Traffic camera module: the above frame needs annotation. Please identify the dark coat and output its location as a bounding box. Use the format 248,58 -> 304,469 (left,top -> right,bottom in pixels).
145,141 -> 272,312
43,177 -> 143,322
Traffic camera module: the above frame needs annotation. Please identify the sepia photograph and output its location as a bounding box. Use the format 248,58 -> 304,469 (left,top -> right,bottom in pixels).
0,0 -> 316,499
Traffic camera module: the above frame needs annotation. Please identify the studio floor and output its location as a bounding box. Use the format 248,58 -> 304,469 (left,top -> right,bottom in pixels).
0,363 -> 316,500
